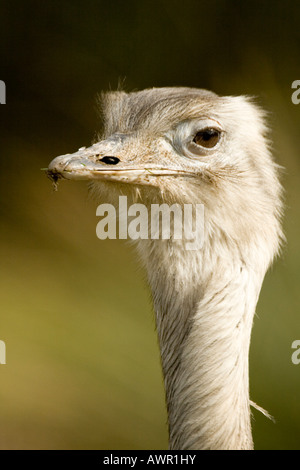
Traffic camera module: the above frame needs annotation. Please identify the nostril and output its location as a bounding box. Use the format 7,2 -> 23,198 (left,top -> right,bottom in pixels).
99,156 -> 120,165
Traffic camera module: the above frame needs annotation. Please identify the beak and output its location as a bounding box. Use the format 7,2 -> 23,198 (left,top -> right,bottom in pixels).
46,138 -> 187,188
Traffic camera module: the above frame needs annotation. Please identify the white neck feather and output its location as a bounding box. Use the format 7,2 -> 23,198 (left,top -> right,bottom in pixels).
136,238 -> 264,450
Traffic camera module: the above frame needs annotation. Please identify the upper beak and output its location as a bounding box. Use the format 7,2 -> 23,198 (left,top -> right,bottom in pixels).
46,139 -> 186,187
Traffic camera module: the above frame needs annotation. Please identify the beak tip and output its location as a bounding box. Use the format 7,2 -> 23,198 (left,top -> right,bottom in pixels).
46,154 -> 74,189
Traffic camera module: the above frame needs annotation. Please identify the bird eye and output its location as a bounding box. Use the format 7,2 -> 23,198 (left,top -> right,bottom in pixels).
193,128 -> 220,148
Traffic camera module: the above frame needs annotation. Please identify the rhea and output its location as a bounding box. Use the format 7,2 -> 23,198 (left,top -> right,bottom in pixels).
47,87 -> 283,450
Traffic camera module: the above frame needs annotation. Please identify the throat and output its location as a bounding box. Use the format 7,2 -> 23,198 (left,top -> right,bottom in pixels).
144,245 -> 259,450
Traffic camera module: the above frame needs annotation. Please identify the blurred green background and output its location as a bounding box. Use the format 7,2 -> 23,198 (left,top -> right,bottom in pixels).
0,0 -> 300,450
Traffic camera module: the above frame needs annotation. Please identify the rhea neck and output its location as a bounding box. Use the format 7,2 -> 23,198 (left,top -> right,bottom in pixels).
137,236 -> 263,450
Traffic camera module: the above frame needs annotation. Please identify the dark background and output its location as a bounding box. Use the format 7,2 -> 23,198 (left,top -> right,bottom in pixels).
0,0 -> 300,449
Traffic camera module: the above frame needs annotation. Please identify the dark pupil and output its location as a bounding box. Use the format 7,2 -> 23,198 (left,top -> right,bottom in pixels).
193,128 -> 220,148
